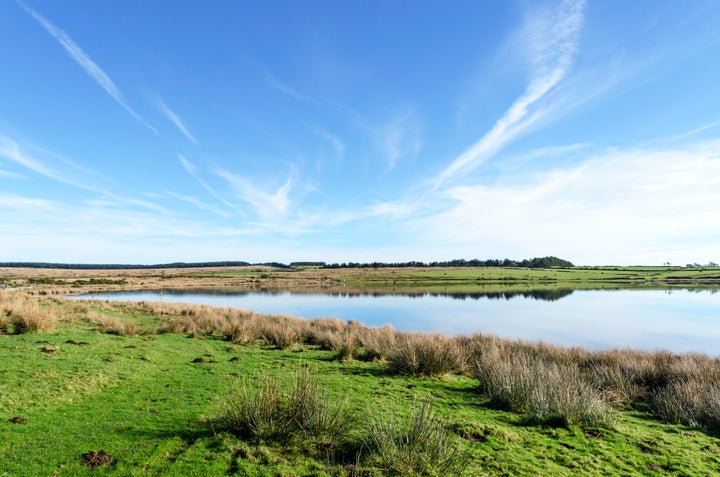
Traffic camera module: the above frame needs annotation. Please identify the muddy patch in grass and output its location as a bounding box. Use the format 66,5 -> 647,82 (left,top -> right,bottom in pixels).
584,429 -> 604,439
80,450 -> 113,468
9,416 -> 27,424
65,339 -> 89,346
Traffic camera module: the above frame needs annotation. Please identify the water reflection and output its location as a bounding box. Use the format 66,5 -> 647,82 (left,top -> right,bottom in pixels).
151,288 -> 577,302
73,287 -> 720,355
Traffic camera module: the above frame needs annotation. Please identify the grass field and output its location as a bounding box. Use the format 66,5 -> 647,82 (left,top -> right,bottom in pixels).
3,264 -> 719,298
3,288 -> 720,476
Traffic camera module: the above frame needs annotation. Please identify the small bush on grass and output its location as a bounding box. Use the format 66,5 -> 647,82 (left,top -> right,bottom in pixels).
365,402 -> 471,476
219,366 -> 357,454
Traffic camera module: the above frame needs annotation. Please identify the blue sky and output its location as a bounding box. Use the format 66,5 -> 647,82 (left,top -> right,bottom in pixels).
1,0 -> 720,265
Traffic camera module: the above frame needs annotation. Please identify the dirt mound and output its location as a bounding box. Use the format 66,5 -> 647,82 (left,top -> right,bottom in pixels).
192,357 -> 205,363
40,347 -> 56,354
80,450 -> 112,468
9,416 -> 27,424
65,339 -> 90,345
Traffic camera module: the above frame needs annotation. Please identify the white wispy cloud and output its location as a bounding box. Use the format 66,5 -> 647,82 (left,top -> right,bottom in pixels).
0,192 -> 55,211
414,140 -> 720,265
375,109 -> 424,170
177,155 -> 240,212
307,125 -> 345,157
0,168 -> 26,179
324,201 -> 416,227
155,96 -> 198,144
215,168 -> 293,220
17,1 -> 157,134
262,68 -> 314,103
0,135 -> 105,191
161,191 -> 231,218
0,192 -> 255,262
434,0 -> 586,187
0,135 -> 171,215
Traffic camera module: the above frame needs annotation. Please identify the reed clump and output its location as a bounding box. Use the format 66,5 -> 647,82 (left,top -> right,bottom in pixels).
0,291 -> 58,334
219,366 -> 357,454
88,312 -> 143,336
649,353 -> 720,429
475,346 -> 614,427
387,332 -> 466,377
365,401 -> 472,476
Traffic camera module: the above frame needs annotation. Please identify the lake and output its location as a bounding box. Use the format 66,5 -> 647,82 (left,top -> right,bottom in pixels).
74,288 -> 720,355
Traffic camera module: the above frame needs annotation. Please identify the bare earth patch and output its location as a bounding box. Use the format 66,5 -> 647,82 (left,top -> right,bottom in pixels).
80,450 -> 113,468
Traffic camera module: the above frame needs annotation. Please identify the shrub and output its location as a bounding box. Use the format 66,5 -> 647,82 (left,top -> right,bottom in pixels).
365,402 -> 471,476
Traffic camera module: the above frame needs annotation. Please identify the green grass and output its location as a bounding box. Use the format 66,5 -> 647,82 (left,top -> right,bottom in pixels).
3,303 -> 720,476
336,266 -> 720,295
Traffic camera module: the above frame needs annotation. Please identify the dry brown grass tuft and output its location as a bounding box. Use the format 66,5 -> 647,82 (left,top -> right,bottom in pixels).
88,312 -> 143,336
1,291 -> 58,334
475,346 -> 614,427
388,332 -> 466,377
357,324 -> 397,362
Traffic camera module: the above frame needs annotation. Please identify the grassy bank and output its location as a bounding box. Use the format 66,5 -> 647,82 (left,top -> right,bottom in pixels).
2,291 -> 720,475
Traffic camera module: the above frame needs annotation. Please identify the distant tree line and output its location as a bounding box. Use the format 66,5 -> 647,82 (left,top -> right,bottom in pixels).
0,256 -> 573,270
289,262 -> 327,267
321,256 -> 574,269
0,261 -> 265,270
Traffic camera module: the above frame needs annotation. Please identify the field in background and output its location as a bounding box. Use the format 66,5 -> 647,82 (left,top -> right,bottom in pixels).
2,264 -> 719,297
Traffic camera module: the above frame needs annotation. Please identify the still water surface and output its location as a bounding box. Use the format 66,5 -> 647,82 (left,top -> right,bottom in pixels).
77,288 -> 720,355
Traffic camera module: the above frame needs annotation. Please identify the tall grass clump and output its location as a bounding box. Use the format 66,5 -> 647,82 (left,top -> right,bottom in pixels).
257,315 -> 304,349
387,333 -> 465,377
651,380 -> 720,430
0,292 -> 58,334
365,402 -> 471,476
219,366 -> 357,454
357,324 -> 397,362
303,317 -> 347,349
89,312 -> 143,336
649,354 -> 720,430
476,347 -> 614,427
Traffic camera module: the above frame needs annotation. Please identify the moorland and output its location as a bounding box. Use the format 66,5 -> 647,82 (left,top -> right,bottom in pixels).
2,264 -> 720,476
